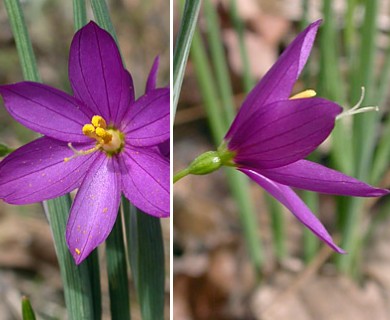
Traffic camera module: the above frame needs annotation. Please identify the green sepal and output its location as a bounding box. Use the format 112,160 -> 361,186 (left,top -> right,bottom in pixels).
187,150 -> 222,175
187,145 -> 235,176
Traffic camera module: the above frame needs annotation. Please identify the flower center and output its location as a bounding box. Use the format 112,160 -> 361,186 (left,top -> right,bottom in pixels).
64,115 -> 124,162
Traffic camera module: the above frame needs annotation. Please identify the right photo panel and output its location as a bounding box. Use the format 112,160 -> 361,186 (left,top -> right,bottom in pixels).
173,1 -> 390,319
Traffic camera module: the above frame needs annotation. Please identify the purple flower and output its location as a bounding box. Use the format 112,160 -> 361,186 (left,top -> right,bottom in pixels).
224,20 -> 390,252
0,21 -> 170,264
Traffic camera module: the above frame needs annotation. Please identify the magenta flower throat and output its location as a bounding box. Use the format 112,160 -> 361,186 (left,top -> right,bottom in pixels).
174,20 -> 388,253
0,21 -> 170,264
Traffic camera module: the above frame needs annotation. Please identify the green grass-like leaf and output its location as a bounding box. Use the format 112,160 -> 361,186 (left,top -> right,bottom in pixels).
21,296 -> 36,320
173,0 -> 202,117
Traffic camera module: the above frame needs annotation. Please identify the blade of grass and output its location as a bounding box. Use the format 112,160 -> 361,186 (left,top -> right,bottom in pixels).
318,0 -> 352,175
228,0 -> 254,92
44,196 -> 96,319
4,0 -> 40,82
173,0 -> 202,117
127,207 -> 166,320
301,190 -> 320,262
90,0 -> 118,42
72,3 -> 103,318
105,213 -> 131,320
21,296 -> 36,320
85,249 -> 102,320
0,143 -> 14,156
5,1 -> 97,318
203,0 -> 235,123
337,0 -> 379,274
73,0 -> 87,30
266,194 -> 286,261
370,30 -> 390,184
190,27 -> 263,272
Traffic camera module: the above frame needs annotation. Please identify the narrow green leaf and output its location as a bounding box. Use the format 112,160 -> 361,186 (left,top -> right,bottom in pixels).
370,26 -> 390,184
85,250 -> 102,320
352,0 -> 379,181
127,206 -> 165,320
337,0 -> 379,274
173,0 -> 202,117
190,27 -> 263,271
301,191 -> 320,263
5,1 -> 99,318
106,213 -> 131,320
203,0 -> 235,123
44,196 -> 96,319
90,0 -> 118,42
229,0 -> 254,92
0,143 -> 14,156
73,0 -> 87,31
318,0 -> 352,175
266,194 -> 286,261
4,0 -> 40,82
21,296 -> 36,320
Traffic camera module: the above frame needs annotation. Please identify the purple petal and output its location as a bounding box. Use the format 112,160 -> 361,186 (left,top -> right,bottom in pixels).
240,168 -> 345,253
226,20 -> 321,140
0,137 -> 97,204
229,98 -> 342,169
122,88 -> 170,147
120,146 -> 169,217
66,155 -> 121,264
0,82 -> 91,143
158,139 -> 170,159
257,160 -> 389,197
145,56 -> 160,94
69,21 -> 134,124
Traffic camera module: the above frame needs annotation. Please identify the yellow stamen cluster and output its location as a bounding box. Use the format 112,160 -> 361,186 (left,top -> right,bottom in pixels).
82,115 -> 112,144
64,115 -> 124,162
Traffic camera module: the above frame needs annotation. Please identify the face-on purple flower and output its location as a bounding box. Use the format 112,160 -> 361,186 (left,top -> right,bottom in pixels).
0,21 -> 170,264
176,20 -> 388,253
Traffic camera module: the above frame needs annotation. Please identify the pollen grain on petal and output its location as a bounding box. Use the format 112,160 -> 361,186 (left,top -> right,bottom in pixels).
75,248 -> 81,255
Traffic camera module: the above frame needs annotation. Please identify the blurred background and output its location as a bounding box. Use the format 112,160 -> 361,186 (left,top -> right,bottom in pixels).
174,0 -> 390,319
0,0 -> 169,319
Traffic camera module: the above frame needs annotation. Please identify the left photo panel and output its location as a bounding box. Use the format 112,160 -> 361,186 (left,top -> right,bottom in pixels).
0,1 -> 170,319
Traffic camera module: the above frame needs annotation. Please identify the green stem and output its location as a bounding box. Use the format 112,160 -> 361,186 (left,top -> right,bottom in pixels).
173,168 -> 190,183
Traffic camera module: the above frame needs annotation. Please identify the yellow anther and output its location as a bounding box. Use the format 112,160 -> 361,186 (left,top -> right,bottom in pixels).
82,124 -> 96,138
290,89 -> 317,100
95,127 -> 112,143
75,248 -> 81,255
92,115 -> 107,129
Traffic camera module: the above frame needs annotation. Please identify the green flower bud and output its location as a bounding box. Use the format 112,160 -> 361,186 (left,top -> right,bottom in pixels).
187,151 -> 222,175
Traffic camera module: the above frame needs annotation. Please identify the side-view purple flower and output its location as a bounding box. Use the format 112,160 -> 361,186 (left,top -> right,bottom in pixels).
174,20 -> 388,253
0,21 -> 170,264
